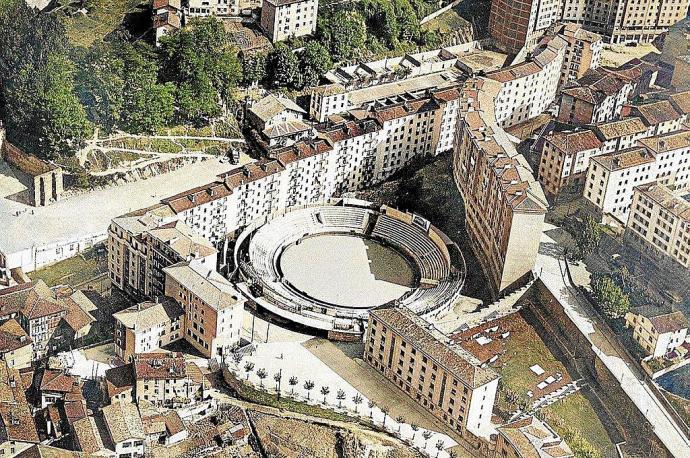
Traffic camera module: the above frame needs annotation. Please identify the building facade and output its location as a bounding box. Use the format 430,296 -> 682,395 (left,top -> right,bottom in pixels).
625,182 -> 690,269
164,263 -> 245,359
364,305 -> 499,440
625,309 -> 689,357
453,78 -> 548,297
260,0 -> 317,42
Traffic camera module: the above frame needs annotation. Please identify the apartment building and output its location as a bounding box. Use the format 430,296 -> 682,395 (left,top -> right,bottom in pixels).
309,42 -> 504,123
187,0 -> 236,16
626,182 -> 690,269
557,69 -> 635,124
489,0 -> 563,54
454,78 -> 548,297
248,94 -> 310,147
260,0 -> 317,42
487,34 -> 569,128
625,309 -> 689,357
164,263 -> 244,359
621,100 -> 684,135
133,352 -> 206,406
364,305 -> 499,440
553,23 -> 603,85
152,0 -> 181,46
108,216 -> 217,300
495,0 -> 690,48
591,117 -> 649,154
538,129 -> 604,197
113,299 -> 184,362
585,147 -> 658,224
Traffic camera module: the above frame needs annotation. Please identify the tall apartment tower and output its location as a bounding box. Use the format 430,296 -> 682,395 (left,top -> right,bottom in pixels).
489,0 -> 563,54
491,0 -> 690,53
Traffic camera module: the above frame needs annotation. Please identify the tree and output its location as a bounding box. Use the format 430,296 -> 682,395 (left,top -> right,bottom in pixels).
592,274 -> 630,319
273,371 -> 282,391
392,0 -> 420,42
435,440 -> 444,457
160,17 -> 241,124
336,389 -> 346,408
395,416 -> 404,432
410,424 -> 419,440
268,44 -> 299,88
120,44 -> 175,133
359,0 -> 399,48
232,352 -> 243,366
368,400 -> 375,418
352,394 -> 363,413
242,52 -> 268,86
323,10 -> 367,61
381,407 -> 389,426
76,42 -> 125,133
298,42 -> 332,88
304,380 -> 315,399
244,362 -> 255,380
34,54 -> 93,158
256,368 -> 268,387
422,430 -> 433,447
288,376 -> 298,394
575,216 -> 602,258
320,386 -> 330,404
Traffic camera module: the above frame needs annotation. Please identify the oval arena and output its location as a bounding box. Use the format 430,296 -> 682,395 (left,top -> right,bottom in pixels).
234,199 -> 465,340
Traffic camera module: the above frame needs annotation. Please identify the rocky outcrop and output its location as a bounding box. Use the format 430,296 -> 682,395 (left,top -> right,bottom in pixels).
63,155 -> 208,194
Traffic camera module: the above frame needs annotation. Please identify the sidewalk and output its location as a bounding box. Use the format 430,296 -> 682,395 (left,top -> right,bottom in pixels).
535,224 -> 690,457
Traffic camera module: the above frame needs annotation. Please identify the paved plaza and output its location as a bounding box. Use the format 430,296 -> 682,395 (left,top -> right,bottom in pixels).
231,340 -> 460,458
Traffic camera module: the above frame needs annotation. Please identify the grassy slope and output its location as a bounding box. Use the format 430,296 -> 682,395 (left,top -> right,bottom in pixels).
63,0 -> 143,47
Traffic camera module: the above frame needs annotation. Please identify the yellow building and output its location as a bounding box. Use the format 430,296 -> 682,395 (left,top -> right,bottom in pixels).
625,309 -> 689,358
364,305 -> 499,442
164,263 -> 244,359
0,319 -> 32,369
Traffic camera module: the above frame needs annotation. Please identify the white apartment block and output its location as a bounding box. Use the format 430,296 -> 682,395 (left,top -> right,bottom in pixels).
488,35 -> 569,128
584,130 -> 690,225
260,0 -> 317,42
627,182 -> 690,270
585,147 -> 657,225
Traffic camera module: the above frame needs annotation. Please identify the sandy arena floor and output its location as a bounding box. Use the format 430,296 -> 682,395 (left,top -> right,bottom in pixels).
279,234 -> 414,308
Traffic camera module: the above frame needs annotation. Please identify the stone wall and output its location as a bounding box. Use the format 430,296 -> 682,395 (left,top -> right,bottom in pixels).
529,280 -> 673,457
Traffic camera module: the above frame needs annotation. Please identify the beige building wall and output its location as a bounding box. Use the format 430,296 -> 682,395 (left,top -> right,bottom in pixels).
0,343 -> 32,370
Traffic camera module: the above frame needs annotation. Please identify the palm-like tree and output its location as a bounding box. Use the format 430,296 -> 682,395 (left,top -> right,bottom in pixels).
395,416 -> 404,432
273,372 -> 282,390
336,389 -> 346,408
435,439 -> 444,457
232,353 -> 242,366
352,394 -> 363,413
256,368 -> 267,387
304,380 -> 315,399
288,376 -> 298,394
422,431 -> 433,448
381,407 -> 389,426
243,362 -> 255,380
320,386 -> 330,404
410,424 -> 419,440
368,400 -> 375,418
